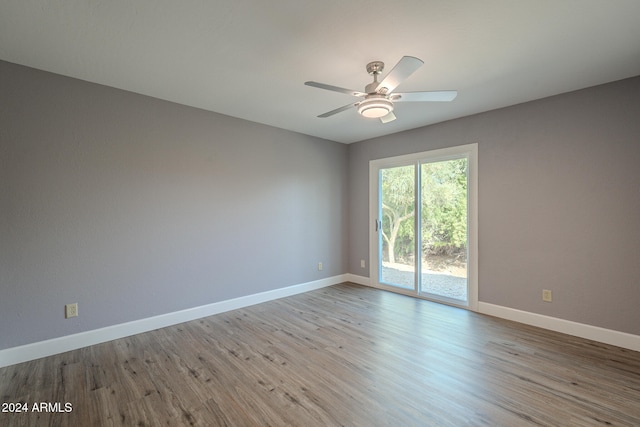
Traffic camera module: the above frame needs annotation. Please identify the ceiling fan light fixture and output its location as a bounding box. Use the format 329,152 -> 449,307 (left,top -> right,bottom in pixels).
306,56 -> 456,122
357,96 -> 394,118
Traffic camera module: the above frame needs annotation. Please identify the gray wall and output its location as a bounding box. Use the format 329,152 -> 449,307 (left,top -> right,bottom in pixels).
348,76 -> 640,335
1,61 -> 348,350
2,58 -> 639,352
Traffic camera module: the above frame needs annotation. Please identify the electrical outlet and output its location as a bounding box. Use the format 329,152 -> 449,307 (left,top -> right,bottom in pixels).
361,259 -> 366,268
65,303 -> 78,318
542,290 -> 552,302
318,262 -> 323,271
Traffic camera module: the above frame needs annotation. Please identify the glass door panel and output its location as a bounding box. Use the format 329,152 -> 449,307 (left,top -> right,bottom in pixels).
420,159 -> 468,301
379,164 -> 415,290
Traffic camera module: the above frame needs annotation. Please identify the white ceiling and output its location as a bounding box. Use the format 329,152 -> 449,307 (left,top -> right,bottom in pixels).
2,1 -> 640,144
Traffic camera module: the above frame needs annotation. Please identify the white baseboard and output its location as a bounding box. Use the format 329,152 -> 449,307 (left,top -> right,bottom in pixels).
346,276 -> 640,353
478,302 -> 640,352
344,273 -> 370,286
0,275 -> 347,368
6,278 -> 635,369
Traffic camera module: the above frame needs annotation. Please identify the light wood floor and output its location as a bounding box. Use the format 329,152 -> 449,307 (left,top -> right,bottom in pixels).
1,283 -> 640,426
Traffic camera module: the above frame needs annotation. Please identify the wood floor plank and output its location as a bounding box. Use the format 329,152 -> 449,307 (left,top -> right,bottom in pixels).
1,283 -> 640,426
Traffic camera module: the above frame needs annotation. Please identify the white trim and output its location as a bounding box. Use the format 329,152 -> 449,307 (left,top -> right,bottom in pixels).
478,302 -> 640,352
4,278 -> 637,368
0,275 -> 346,368
344,273 -> 370,286
347,277 -> 640,352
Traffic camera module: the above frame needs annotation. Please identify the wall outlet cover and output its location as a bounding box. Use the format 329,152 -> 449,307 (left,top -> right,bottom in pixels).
65,303 -> 78,318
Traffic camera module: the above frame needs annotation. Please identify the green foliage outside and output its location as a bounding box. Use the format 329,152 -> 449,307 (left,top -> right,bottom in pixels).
381,159 -> 467,264
381,165 -> 415,264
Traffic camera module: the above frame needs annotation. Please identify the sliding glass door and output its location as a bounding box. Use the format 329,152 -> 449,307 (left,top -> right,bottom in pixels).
370,144 -> 477,309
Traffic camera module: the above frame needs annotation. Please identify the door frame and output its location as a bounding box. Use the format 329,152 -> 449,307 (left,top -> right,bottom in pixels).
368,143 -> 478,311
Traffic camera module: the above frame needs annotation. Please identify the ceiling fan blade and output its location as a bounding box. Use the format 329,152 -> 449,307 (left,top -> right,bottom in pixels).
380,111 -> 396,123
305,81 -> 366,97
317,102 -> 358,118
392,90 -> 458,102
375,56 -> 424,94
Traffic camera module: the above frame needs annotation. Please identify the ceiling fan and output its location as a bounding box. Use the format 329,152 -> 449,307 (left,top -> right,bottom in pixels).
305,56 -> 457,123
